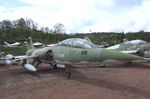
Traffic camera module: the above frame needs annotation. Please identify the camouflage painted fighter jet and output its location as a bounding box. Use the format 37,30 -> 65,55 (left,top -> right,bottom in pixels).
107,39 -> 150,58
21,38 -> 145,77
12,38 -> 144,78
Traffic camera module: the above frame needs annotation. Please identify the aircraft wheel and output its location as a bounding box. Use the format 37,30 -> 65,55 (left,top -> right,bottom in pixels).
65,71 -> 71,78
127,61 -> 132,64
53,64 -> 57,69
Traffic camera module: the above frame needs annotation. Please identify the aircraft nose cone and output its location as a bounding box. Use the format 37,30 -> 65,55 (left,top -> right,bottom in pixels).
100,49 -> 143,61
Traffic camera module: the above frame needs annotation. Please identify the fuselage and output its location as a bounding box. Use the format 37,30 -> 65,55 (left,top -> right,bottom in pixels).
51,46 -> 143,62
26,44 -> 143,64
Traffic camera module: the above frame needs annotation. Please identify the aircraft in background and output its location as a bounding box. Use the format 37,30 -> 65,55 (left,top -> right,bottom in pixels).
46,44 -> 56,47
33,42 -> 42,47
107,39 -> 150,58
10,37 -> 144,78
3,42 -> 20,47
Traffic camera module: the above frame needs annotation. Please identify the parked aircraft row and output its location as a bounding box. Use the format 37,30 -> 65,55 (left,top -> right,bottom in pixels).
2,41 -> 44,48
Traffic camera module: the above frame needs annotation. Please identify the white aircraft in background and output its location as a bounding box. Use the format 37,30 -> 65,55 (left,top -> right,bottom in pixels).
33,42 -> 42,46
106,40 -> 148,54
3,42 -> 20,47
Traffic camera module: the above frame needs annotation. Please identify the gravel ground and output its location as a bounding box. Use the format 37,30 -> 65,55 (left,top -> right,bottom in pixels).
0,62 -> 150,99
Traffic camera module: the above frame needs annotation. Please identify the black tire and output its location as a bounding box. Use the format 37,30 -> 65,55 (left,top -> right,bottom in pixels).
65,71 -> 71,78
53,64 -> 57,69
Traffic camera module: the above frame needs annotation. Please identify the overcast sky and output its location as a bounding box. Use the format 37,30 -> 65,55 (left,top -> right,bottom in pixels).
0,0 -> 150,33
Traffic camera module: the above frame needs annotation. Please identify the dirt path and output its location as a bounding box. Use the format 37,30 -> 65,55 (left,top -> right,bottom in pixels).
0,62 -> 150,99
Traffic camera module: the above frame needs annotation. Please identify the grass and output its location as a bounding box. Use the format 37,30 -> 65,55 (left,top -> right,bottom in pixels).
1,46 -> 28,56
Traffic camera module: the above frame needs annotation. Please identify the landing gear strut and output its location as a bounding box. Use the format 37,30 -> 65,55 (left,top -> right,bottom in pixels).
50,60 -> 57,70
32,59 -> 41,68
65,69 -> 71,78
53,64 -> 57,69
46,50 -> 58,70
65,65 -> 71,78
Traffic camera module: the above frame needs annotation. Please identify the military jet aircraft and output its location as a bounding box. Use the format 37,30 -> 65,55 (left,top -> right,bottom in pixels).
12,37 -> 145,78
107,39 -> 150,58
3,42 -> 20,47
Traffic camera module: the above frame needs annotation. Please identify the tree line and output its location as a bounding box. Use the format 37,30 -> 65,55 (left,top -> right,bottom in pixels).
0,18 -> 150,46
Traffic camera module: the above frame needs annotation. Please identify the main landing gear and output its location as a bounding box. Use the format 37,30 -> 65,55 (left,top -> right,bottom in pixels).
65,69 -> 71,78
50,61 -> 71,78
64,65 -> 72,78
47,50 -> 71,78
32,59 -> 41,68
50,60 -> 58,70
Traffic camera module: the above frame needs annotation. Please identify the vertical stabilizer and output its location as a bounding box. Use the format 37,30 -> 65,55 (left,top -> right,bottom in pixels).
28,37 -> 35,49
4,42 -> 11,47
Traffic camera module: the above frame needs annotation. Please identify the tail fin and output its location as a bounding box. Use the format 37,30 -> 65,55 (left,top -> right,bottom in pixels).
4,42 -> 11,47
28,37 -> 35,49
84,36 -> 92,43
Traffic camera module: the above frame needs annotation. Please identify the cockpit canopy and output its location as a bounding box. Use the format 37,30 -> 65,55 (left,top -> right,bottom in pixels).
123,40 -> 147,45
58,38 -> 97,48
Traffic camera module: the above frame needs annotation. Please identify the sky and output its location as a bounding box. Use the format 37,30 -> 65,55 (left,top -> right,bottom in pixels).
0,0 -> 150,33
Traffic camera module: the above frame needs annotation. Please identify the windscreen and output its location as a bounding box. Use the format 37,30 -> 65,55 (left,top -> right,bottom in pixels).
58,38 -> 93,48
